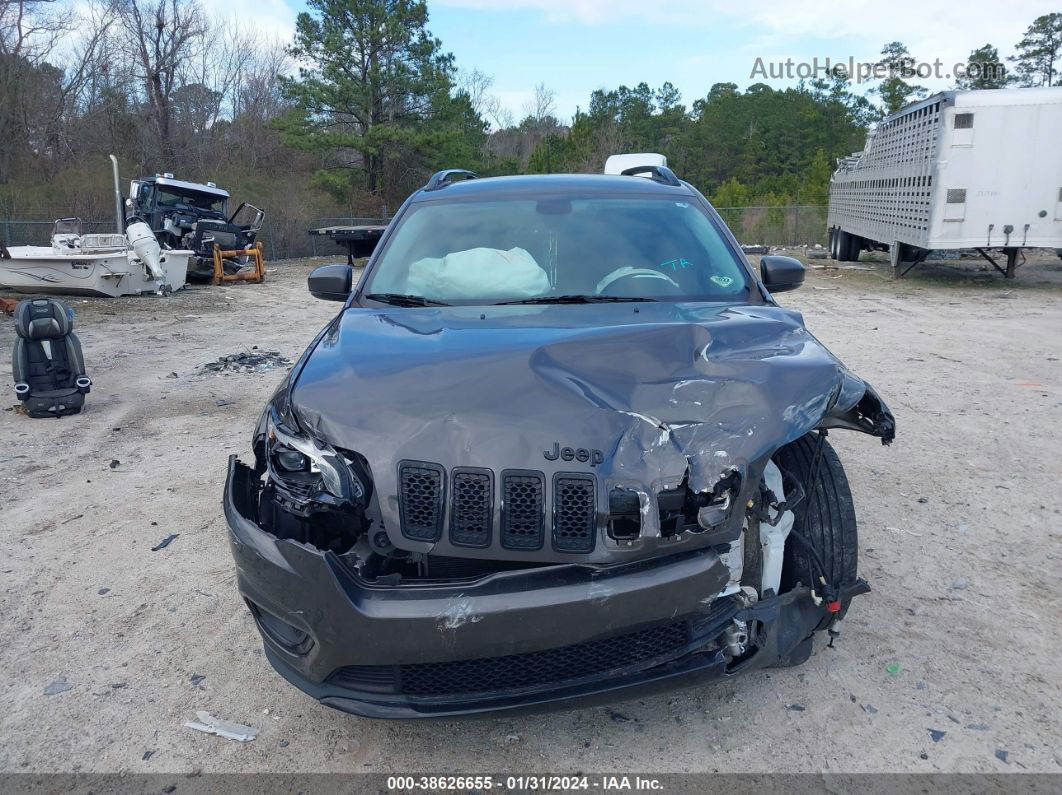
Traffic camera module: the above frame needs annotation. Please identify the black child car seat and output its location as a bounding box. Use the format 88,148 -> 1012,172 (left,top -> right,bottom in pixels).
12,298 -> 91,418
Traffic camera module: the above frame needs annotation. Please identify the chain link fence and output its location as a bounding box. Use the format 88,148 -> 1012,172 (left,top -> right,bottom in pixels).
713,205 -> 828,248
2,207 -> 827,259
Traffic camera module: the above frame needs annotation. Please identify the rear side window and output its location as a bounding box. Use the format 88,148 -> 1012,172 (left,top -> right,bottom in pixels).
366,196 -> 750,304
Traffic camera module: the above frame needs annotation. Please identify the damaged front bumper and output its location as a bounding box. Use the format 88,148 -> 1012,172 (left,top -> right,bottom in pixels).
224,456 -> 863,718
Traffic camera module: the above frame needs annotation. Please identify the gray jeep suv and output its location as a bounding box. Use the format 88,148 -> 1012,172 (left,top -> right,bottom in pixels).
223,164 -> 894,718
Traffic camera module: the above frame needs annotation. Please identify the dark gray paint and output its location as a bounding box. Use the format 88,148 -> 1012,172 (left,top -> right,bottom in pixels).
287,300 -> 892,564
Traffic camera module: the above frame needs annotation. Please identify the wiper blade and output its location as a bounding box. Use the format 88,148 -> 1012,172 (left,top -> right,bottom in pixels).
364,293 -> 450,307
497,294 -> 656,305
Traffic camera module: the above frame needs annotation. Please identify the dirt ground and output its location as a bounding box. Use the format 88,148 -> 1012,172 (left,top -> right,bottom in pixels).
1,250 -> 1060,775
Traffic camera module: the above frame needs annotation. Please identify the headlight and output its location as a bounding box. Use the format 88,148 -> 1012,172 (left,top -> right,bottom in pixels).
274,447 -> 309,472
265,408 -> 364,503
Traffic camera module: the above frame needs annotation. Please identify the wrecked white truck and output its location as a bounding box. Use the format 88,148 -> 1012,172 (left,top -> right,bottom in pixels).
223,163 -> 895,718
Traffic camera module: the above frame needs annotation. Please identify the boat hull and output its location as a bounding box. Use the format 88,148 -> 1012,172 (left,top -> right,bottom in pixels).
0,248 -> 190,297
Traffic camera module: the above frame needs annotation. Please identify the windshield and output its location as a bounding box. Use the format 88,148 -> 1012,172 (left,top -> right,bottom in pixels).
363,195 -> 751,305
155,187 -> 226,213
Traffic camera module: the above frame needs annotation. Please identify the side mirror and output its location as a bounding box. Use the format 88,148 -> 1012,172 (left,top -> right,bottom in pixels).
759,255 -> 805,293
308,264 -> 353,302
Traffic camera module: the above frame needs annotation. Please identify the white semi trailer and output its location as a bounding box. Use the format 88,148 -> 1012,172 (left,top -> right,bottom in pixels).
826,87 -> 1062,278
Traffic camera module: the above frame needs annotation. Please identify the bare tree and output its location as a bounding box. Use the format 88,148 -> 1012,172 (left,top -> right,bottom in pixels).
116,0 -> 207,164
0,0 -> 73,180
522,82 -> 557,124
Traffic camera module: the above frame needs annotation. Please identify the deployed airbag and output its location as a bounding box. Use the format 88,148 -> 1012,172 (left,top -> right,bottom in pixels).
406,247 -> 549,300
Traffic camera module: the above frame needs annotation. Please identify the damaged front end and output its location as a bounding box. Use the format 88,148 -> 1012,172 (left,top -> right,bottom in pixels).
225,303 -> 892,718
227,452 -> 866,718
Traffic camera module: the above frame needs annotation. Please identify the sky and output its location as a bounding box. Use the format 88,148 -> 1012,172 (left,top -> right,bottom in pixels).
221,0 -> 1060,122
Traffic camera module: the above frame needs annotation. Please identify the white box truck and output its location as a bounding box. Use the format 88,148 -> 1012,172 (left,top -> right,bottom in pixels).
826,87 -> 1062,277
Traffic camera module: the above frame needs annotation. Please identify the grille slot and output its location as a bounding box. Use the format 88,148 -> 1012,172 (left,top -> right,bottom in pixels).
398,621 -> 690,697
553,474 -> 597,552
501,470 -> 545,549
450,468 -> 493,547
398,461 -> 445,541
328,665 -> 398,693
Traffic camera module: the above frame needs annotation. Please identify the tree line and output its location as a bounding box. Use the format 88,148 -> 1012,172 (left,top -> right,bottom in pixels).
1,0 -> 1060,231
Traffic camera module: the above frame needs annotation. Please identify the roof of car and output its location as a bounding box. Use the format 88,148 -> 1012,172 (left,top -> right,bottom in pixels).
144,176 -> 230,199
412,173 -> 696,202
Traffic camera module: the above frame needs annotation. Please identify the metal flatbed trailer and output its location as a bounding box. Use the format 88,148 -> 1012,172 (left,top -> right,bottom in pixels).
308,225 -> 387,265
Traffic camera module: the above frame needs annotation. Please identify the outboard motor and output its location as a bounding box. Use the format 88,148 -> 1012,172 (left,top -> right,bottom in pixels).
12,298 -> 91,418
126,219 -> 165,281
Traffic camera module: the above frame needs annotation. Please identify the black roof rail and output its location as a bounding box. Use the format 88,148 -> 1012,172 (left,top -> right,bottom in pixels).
620,164 -> 682,187
424,169 -> 478,191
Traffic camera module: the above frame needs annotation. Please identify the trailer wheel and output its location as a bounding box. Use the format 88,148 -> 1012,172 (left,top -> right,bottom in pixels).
835,230 -> 852,262
828,228 -> 838,259
845,233 -> 862,262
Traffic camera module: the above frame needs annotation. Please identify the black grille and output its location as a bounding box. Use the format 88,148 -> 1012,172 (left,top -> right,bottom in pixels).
398,461 -> 445,541
553,474 -> 596,552
398,621 -> 690,697
450,468 -> 493,547
500,470 -> 544,549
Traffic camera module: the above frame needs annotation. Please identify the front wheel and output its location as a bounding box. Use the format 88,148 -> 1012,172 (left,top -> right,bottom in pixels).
773,433 -> 858,608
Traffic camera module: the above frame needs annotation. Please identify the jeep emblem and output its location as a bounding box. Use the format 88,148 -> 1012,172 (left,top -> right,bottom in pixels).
544,441 -> 603,467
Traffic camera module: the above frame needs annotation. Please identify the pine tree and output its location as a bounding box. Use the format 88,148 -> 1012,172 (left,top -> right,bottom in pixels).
1010,13 -> 1062,87
276,0 -> 466,199
873,42 -> 928,114
956,44 -> 1010,90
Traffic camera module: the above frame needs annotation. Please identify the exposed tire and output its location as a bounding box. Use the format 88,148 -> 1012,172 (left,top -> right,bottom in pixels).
835,230 -> 852,262
828,227 -> 838,259
845,233 -> 862,262
773,433 -> 858,601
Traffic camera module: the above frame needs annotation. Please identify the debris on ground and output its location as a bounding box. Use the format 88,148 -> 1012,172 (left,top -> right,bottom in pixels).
190,673 -> 206,686
199,351 -> 292,374
995,750 -> 1009,763
884,661 -> 902,675
97,587 -> 110,595
109,459 -> 120,469
142,750 -> 155,761
862,704 -> 878,714
787,703 -> 806,712
951,579 -> 969,590
43,678 -> 72,696
606,708 -> 631,722
151,534 -> 179,551
928,728 -> 946,742
278,739 -> 289,748
184,711 -> 257,742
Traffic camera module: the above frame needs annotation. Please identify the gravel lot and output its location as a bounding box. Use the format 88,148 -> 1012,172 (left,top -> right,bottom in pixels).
2,252 -> 1060,774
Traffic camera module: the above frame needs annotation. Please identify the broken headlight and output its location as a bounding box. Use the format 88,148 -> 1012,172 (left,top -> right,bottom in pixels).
265,408 -> 364,505
273,447 -> 309,472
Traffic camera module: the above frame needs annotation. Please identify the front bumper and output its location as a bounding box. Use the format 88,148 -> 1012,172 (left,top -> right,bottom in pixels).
224,456 -> 839,718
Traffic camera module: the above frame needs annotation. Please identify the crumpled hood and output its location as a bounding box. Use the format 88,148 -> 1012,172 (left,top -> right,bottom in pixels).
290,302 -> 889,559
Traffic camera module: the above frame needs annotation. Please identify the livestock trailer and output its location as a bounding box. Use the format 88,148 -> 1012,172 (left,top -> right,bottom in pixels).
826,87 -> 1062,277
